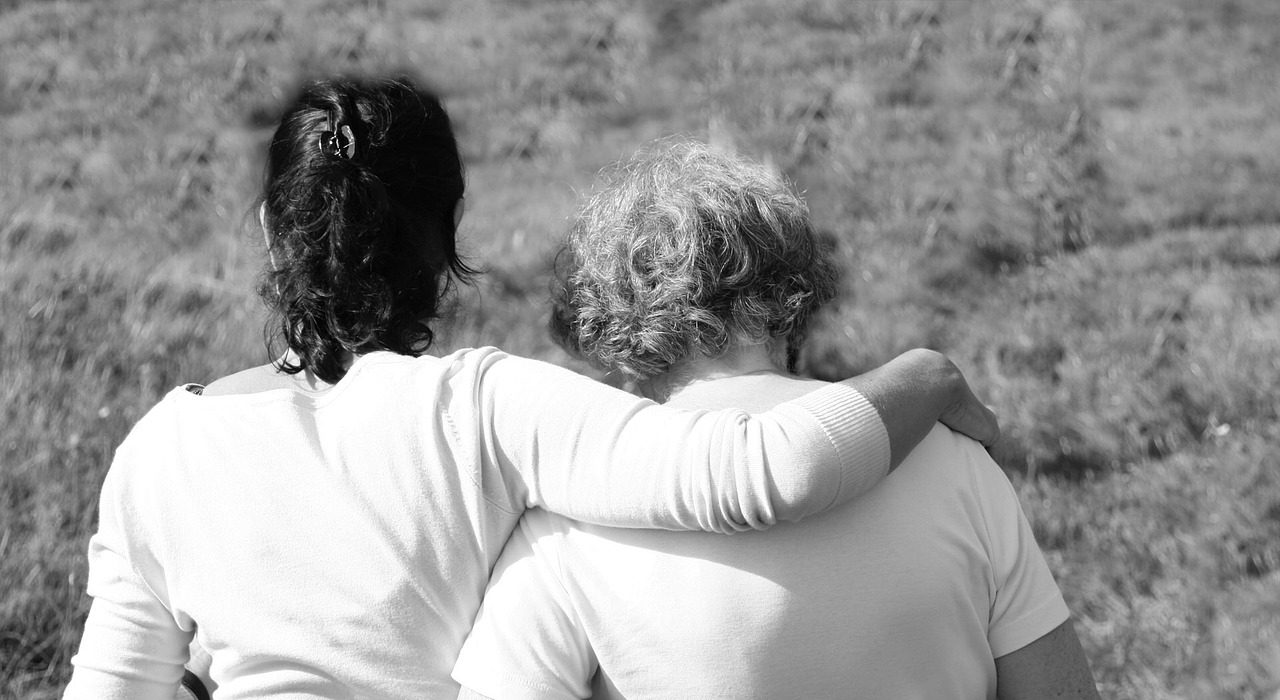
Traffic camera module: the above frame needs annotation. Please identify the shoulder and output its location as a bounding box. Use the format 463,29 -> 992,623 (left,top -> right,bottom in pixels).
888,425 -> 1023,521
902,424 -> 1007,482
937,426 -> 1020,503
114,389 -> 187,457
908,427 -> 1040,563
198,350 -> 482,398
200,364 -> 285,396
99,391 -> 190,524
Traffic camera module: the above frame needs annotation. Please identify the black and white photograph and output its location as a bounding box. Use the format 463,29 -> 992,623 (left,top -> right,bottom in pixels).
2,1 -> 1278,698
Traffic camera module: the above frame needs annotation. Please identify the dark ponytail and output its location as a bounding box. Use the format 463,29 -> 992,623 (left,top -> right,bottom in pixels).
259,76 -> 473,382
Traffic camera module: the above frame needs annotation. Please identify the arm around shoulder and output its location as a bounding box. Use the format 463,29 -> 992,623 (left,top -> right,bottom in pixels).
459,347 -> 989,531
459,348 -> 891,531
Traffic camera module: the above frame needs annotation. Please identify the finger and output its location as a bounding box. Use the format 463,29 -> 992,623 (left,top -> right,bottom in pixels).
975,403 -> 1000,448
941,397 -> 1000,448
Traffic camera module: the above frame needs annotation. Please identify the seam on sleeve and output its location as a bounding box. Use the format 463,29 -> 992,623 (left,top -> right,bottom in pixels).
101,534 -> 179,618
442,409 -> 521,517
966,437 -> 1000,583
989,592 -> 1071,658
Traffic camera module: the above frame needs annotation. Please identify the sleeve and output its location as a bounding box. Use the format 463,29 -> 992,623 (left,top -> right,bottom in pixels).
64,416 -> 193,700
966,441 -> 1071,658
448,348 -> 890,533
452,514 -> 593,700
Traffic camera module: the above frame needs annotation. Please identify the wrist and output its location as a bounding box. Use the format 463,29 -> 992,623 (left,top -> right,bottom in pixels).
899,348 -> 963,418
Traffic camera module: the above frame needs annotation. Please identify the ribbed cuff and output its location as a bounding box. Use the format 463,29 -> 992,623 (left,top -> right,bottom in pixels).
788,381 -> 891,506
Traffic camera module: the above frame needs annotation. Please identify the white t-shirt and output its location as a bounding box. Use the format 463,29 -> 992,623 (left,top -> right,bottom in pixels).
65,348 -> 889,700
453,373 -> 1069,700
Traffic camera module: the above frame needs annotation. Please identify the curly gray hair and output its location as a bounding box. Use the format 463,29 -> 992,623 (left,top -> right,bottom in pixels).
550,138 -> 838,381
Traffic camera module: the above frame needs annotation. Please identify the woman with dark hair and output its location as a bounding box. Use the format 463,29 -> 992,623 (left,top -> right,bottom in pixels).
64,77 -> 996,699
257,77 -> 470,383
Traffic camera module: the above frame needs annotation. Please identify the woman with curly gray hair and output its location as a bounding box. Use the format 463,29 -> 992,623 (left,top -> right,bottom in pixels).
454,139 -> 1098,699
549,138 -> 835,396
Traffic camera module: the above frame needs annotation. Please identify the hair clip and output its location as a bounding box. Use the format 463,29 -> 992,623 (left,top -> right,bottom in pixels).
318,123 -> 356,160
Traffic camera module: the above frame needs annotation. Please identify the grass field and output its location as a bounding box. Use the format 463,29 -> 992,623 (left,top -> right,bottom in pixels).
2,0 -> 1278,697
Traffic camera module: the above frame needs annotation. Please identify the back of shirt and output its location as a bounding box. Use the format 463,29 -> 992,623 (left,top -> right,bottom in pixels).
82,351 -> 526,699
70,350 -> 891,700
454,374 -> 1068,699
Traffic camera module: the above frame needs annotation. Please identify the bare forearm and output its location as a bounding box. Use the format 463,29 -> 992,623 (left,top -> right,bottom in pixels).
995,620 -> 1101,700
845,348 -> 999,469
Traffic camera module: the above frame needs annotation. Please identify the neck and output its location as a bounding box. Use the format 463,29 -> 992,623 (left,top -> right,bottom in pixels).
640,342 -> 784,402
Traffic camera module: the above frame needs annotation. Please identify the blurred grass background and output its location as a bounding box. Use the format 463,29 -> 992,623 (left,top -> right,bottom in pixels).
1,0 -> 1278,697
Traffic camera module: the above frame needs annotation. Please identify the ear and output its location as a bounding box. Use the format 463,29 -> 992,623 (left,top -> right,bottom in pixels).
453,196 -> 466,230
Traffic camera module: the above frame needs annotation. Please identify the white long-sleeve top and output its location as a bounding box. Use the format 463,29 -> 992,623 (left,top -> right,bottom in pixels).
65,347 -> 888,700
